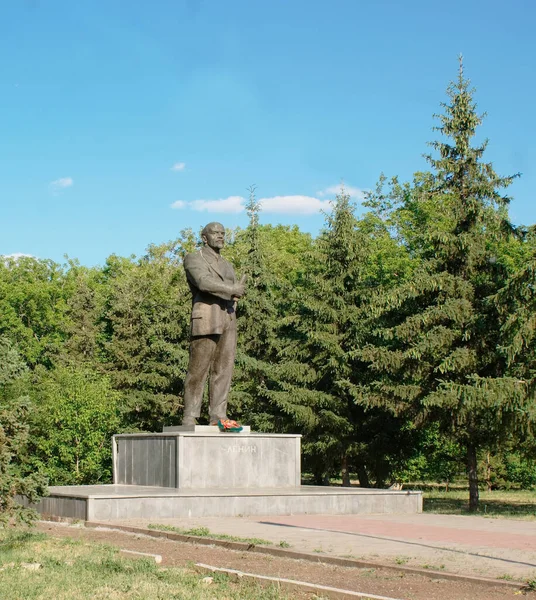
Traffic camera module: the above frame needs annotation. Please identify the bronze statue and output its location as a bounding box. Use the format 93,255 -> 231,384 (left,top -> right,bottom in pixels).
181,222 -> 246,426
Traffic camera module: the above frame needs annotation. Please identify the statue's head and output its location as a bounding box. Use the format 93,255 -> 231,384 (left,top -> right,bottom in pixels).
201,222 -> 225,252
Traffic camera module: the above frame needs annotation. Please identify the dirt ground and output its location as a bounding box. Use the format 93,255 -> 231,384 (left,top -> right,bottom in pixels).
37,521 -> 534,600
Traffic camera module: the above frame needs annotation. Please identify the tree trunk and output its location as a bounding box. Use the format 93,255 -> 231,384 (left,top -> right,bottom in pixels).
356,463 -> 370,488
341,455 -> 351,487
312,468 -> 324,486
467,443 -> 479,512
486,451 -> 492,492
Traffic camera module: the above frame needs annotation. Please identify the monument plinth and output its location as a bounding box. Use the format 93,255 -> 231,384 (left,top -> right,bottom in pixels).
23,428 -> 423,521
113,431 -> 300,490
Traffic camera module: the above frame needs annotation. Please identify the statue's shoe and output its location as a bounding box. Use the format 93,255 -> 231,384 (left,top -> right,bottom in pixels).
182,417 -> 198,426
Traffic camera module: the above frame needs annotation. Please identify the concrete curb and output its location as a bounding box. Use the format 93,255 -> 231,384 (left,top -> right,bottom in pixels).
83,520 -> 528,591
119,548 -> 162,563
195,562 -> 405,600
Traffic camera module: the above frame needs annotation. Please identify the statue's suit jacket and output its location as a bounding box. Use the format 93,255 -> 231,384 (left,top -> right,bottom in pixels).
183,248 -> 237,337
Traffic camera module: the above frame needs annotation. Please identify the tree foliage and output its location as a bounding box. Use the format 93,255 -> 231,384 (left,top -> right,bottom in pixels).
0,337 -> 47,526
358,58 -> 532,509
0,257 -> 69,367
28,366 -> 121,485
101,242 -> 191,430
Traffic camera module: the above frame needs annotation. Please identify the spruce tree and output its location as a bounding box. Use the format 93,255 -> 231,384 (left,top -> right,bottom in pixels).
247,187 -> 417,486
359,59 -> 528,510
59,262 -> 106,367
264,189 -> 367,483
102,241 -> 191,430
228,186 -> 283,429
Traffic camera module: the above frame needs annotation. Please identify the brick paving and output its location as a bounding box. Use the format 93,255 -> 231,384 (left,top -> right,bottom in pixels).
108,512 -> 536,580
260,513 -> 536,551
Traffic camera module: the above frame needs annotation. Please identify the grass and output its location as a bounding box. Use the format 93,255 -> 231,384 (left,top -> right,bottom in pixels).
147,523 -> 274,546
420,563 -> 445,571
0,529 -> 294,600
423,489 -> 536,519
497,573 -> 514,581
304,474 -> 536,520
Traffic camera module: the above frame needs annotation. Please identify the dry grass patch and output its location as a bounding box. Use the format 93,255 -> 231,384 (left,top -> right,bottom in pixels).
0,530 -> 294,600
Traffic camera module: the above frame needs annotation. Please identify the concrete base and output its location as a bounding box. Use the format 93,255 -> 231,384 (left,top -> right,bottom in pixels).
26,484 -> 423,521
113,432 -> 301,490
23,431 -> 423,521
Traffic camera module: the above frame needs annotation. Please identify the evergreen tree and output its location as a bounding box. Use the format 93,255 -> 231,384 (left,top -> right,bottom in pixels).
236,186 -> 278,358
0,337 -> 47,525
102,240 -> 191,430
59,261 -> 106,367
228,186 -> 281,429
267,187 -> 417,487
259,189 -> 369,483
359,59 -> 529,510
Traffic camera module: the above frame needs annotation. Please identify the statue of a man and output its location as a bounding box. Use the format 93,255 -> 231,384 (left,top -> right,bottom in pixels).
181,222 -> 246,426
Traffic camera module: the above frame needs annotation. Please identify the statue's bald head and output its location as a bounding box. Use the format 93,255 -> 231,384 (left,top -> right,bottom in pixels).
201,222 -> 224,237
201,222 -> 226,253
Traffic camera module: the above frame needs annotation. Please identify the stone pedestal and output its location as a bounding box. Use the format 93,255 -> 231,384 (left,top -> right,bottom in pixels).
112,431 -> 301,490
23,429 -> 423,520
23,484 -> 423,520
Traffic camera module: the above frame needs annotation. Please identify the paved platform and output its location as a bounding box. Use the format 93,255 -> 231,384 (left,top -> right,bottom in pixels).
27,484 -> 422,520
106,512 -> 536,580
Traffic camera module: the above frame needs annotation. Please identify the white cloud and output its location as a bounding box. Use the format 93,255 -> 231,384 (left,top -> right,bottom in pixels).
50,177 -> 74,190
190,196 -> 245,213
260,195 -> 331,215
3,253 -> 34,259
170,196 -> 245,213
171,162 -> 186,172
170,190 -> 357,215
2,253 -> 35,265
318,184 -> 366,200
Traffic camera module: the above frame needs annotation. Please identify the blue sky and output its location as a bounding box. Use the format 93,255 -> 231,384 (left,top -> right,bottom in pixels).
1,0 -> 534,266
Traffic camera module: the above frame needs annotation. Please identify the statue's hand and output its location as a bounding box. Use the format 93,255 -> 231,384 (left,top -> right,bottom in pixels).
232,274 -> 247,298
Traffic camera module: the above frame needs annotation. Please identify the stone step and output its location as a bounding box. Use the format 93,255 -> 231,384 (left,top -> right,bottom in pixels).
22,484 -> 423,520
